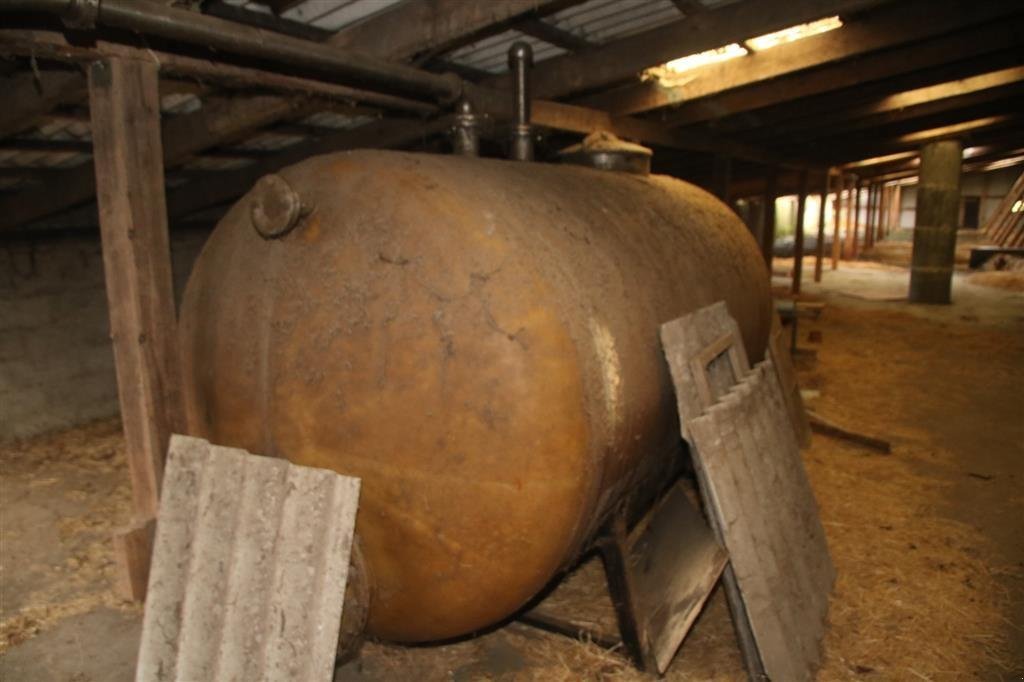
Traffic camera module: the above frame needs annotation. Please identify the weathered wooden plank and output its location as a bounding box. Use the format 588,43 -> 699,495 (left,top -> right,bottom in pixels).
687,366 -> 832,681
659,301 -> 751,440
136,435 -> 361,682
662,303 -> 833,682
89,57 -> 184,519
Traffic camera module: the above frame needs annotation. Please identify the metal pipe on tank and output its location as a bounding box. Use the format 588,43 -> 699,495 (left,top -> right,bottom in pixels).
451,100 -> 480,157
1,0 -> 462,102
508,42 -> 534,162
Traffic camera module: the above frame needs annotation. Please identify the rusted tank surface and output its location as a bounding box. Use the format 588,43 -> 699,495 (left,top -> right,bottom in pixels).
178,150 -> 772,643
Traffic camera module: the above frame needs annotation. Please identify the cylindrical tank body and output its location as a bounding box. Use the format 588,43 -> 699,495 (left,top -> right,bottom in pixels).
179,150 -> 771,643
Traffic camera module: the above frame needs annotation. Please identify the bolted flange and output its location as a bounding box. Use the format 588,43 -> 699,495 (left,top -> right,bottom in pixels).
250,173 -> 304,239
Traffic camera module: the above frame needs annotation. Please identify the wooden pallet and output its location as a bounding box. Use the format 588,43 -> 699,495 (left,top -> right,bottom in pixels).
661,303 -> 833,682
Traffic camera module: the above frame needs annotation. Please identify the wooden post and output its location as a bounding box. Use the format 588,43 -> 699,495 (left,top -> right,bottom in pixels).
792,169 -> 809,294
814,170 -> 830,282
89,57 -> 185,600
831,175 -> 845,270
844,175 -> 857,260
868,183 -> 876,249
891,183 -> 903,235
850,180 -> 864,259
762,170 -> 778,272
874,181 -> 887,245
712,154 -> 733,204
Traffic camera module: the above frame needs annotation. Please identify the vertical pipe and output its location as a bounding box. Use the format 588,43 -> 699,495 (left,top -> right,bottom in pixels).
452,99 -> 480,157
792,169 -> 809,294
508,42 -> 534,162
909,139 -> 962,304
814,170 -> 830,282
712,154 -> 732,204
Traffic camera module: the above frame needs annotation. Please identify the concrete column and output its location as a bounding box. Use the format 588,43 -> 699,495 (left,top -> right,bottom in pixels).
909,139 -> 962,304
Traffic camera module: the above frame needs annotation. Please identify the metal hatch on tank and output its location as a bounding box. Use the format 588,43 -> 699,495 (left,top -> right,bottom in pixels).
177,43 -> 771,646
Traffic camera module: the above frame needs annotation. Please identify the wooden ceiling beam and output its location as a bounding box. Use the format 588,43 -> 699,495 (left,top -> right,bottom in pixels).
705,47 -> 1024,137
791,115 -> 1024,165
732,66 -> 1024,144
0,69 -> 86,139
483,0 -> 894,100
581,1 -> 1023,119
327,0 -> 586,62
516,18 -> 594,52
0,92 -> 319,230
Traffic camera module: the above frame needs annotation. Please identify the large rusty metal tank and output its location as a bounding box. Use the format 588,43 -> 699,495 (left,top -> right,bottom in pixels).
178,149 -> 772,643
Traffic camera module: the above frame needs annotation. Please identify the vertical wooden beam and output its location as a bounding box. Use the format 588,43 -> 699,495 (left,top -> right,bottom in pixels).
831,175 -> 846,270
89,57 -> 185,599
792,169 -> 809,295
891,183 -> 903,235
850,180 -> 864,259
712,154 -> 733,204
762,171 -> 778,271
864,183 -> 876,250
875,181 -> 887,244
814,170 -> 831,283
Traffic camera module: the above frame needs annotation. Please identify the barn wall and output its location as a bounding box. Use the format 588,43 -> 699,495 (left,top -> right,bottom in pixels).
898,165 -> 1019,229
0,229 -> 207,441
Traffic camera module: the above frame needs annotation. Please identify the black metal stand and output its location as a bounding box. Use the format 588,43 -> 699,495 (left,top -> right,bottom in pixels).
518,481 -> 727,675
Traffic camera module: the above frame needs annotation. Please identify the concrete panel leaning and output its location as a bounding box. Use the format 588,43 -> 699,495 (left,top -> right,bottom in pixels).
135,434 -> 361,682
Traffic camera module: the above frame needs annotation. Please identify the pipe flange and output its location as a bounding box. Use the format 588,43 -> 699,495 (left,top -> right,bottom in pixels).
250,173 -> 304,239
62,0 -> 100,29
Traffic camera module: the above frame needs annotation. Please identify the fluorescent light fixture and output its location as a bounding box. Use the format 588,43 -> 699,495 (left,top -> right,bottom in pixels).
1013,199 -> 1023,213
747,16 -> 843,51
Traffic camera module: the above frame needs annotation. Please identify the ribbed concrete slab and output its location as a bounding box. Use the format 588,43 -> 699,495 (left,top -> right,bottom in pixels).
135,435 -> 360,682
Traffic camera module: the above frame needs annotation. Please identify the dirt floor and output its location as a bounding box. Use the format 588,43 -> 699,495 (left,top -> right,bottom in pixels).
2,260 -> 1022,680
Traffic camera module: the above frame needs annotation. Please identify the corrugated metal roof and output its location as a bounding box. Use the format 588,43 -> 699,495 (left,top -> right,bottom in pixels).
222,0 -> 406,32
548,0 -> 682,43
445,0 -> 724,75
447,29 -> 568,75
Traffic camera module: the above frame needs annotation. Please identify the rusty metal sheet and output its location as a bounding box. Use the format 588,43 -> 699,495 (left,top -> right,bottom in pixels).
135,434 -> 360,682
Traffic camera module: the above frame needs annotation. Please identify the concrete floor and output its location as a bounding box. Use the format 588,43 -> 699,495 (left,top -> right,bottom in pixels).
2,261 -> 1022,680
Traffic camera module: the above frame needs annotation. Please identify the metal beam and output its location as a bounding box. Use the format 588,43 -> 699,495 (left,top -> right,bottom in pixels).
580,1 -> 1024,118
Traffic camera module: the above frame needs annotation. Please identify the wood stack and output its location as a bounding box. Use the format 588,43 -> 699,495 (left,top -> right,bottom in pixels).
985,171 -> 1024,247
